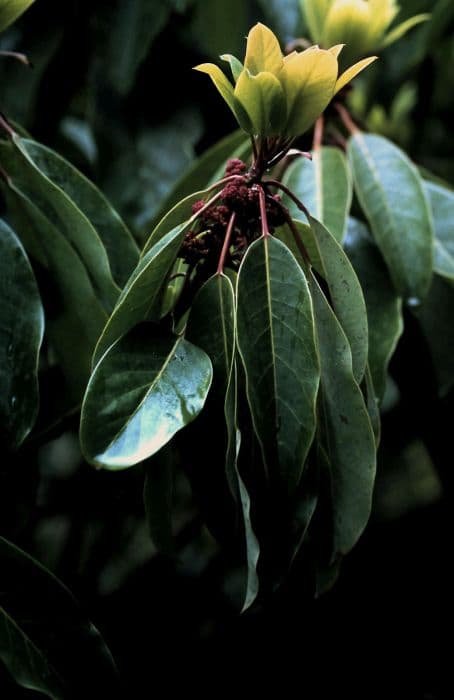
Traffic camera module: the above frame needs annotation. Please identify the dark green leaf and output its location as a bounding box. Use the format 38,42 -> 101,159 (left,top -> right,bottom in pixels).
416,275 -> 454,397
142,189 -> 208,256
283,146 -> 352,241
99,0 -> 172,94
348,133 -> 433,303
0,219 -> 44,449
424,181 -> 454,281
310,273 -> 376,557
309,216 -> 368,383
0,536 -> 118,699
0,169 -> 107,400
0,135 -> 121,312
186,275 -> 260,609
236,236 -> 320,492
143,446 -> 175,555
15,138 -> 139,287
93,222 -> 187,366
344,217 -> 403,400
80,323 -> 213,469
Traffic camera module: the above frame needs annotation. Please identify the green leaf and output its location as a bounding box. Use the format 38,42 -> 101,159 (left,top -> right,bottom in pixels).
14,138 -> 139,288
0,219 -> 44,449
309,216 -> 368,383
99,0 -> 172,94
2,135 -> 128,311
0,0 -> 35,33
0,168 -> 107,400
93,222 -> 187,366
0,536 -> 118,699
142,188 -> 208,256
416,275 -> 454,397
186,275 -> 260,609
344,217 -> 403,401
348,132 -> 434,303
309,273 -> 376,557
143,446 -> 175,555
80,323 -> 213,470
424,181 -> 454,281
148,130 -> 247,232
282,146 -> 352,241
236,236 -> 320,492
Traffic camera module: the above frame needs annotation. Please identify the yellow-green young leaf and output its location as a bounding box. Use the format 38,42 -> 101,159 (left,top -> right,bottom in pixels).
348,132 -> 434,303
301,0 -> 333,42
281,48 -> 337,137
335,56 -> 377,94
236,236 -> 320,493
243,22 -> 283,75
309,273 -> 376,557
235,69 -> 286,135
221,54 -> 244,82
282,146 -> 352,241
380,14 -> 430,49
81,323 -> 213,470
0,219 -> 44,449
321,1 -> 371,55
0,0 -> 34,33
194,63 -> 252,133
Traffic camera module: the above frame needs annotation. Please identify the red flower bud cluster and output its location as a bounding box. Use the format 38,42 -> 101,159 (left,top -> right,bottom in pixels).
180,159 -> 286,270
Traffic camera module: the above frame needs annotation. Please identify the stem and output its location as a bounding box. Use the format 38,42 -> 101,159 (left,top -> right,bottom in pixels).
0,113 -> 15,138
265,179 -> 311,221
217,212 -> 236,274
0,50 -> 31,66
335,102 -> 359,136
258,186 -> 271,238
251,136 -> 258,161
271,197 -> 311,267
312,115 -> 324,151
327,126 -> 347,151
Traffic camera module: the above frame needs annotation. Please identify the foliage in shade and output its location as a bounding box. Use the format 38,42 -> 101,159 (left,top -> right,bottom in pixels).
0,218 -> 44,449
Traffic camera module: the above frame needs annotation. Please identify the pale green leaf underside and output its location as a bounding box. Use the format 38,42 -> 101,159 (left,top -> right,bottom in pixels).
81,323 -> 213,469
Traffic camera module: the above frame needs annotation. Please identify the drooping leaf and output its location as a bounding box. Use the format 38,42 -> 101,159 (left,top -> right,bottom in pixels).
186,275 -> 260,609
93,222 -> 187,366
282,146 -> 352,241
309,273 -> 376,557
348,132 -> 433,303
0,536 -> 118,699
0,168 -> 107,400
81,322 -> 213,470
13,138 -> 139,287
236,236 -> 320,492
344,217 -> 403,401
0,219 -> 44,449
1,135 -> 131,311
309,216 -> 368,383
143,445 -> 175,555
424,181 -> 454,281
416,275 -> 454,397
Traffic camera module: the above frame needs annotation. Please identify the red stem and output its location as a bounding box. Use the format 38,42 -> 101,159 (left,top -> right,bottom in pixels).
265,179 -> 311,221
312,115 -> 324,151
335,103 -> 359,135
258,186 -> 270,238
269,195 -> 311,267
217,212 -> 236,274
0,113 -> 15,138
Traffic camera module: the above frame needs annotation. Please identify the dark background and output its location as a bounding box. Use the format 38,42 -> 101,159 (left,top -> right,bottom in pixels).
1,1 -> 453,697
